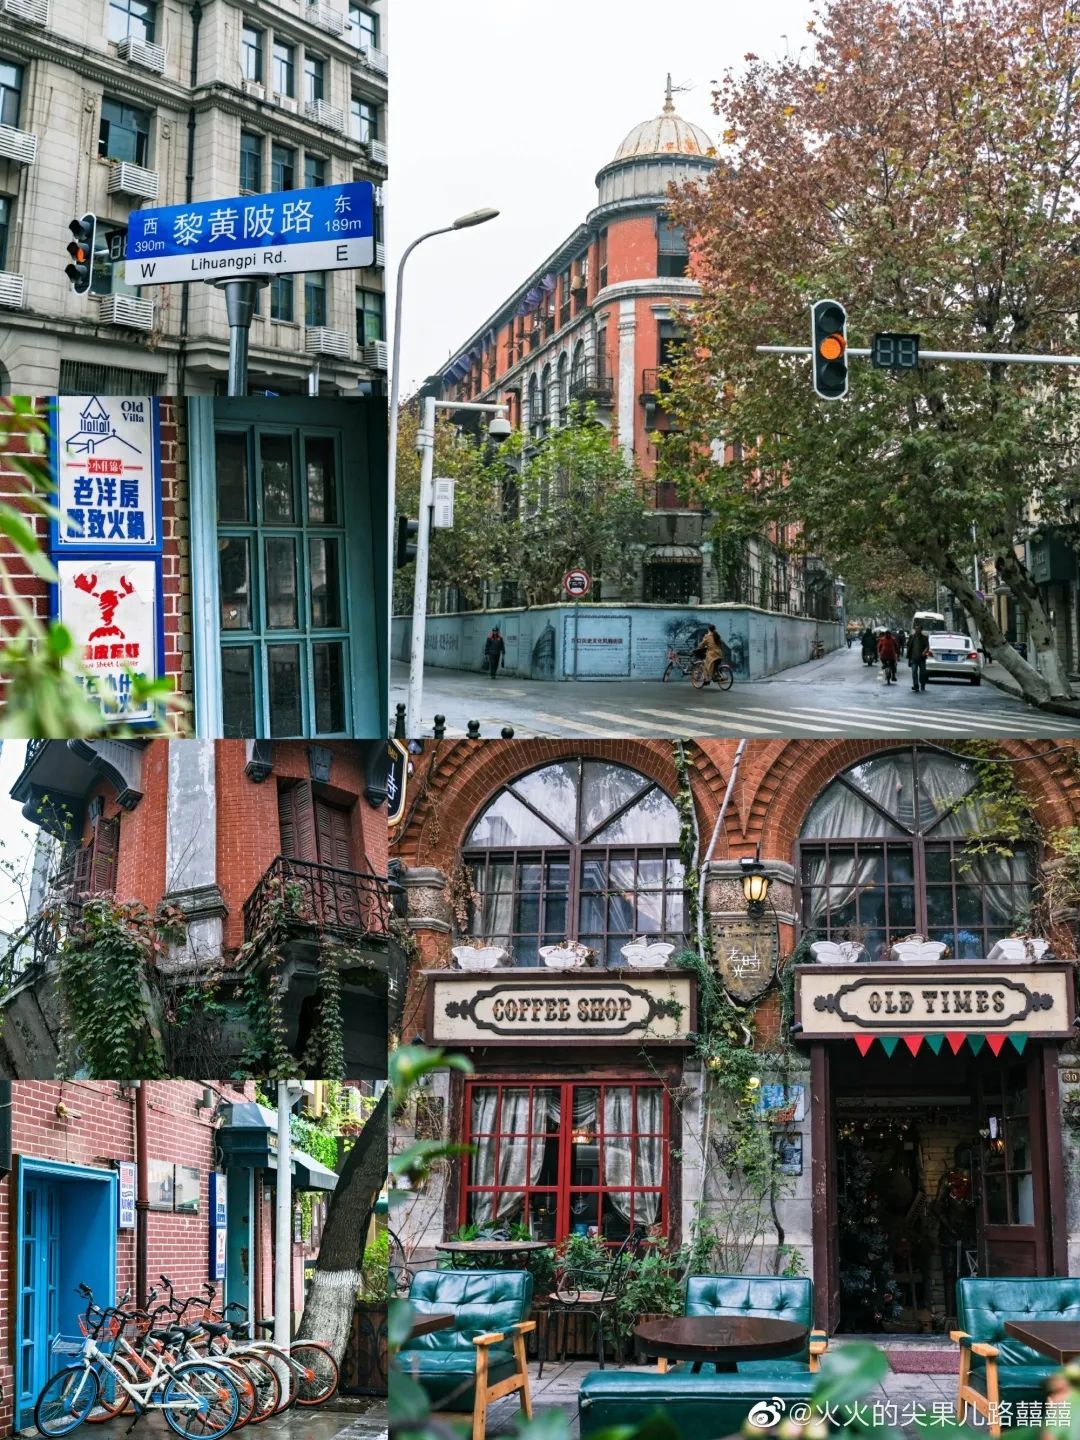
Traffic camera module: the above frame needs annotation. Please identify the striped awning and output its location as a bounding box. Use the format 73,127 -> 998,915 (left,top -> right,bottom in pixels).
645,544 -> 702,564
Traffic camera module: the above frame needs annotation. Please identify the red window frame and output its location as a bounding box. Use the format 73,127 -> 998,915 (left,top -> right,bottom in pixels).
460,1077 -> 670,1244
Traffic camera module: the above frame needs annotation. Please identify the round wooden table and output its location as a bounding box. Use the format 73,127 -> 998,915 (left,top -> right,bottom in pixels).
634,1315 -> 809,1373
434,1240 -> 553,1267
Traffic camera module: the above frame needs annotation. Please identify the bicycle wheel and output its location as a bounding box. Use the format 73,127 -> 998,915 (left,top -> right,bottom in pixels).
661,661 -> 679,683
690,661 -> 708,689
214,1360 -> 255,1429
230,1353 -> 281,1424
161,1362 -> 239,1440
34,1366 -> 101,1437
245,1346 -> 297,1412
87,1357 -> 137,1422
289,1342 -> 339,1406
713,663 -> 734,691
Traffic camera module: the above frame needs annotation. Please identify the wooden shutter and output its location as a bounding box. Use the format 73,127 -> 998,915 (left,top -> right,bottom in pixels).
277,781 -> 317,861
90,815 -> 120,894
314,799 -> 354,871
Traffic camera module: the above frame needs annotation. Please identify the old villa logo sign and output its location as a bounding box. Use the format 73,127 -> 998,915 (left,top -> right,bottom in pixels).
428,971 -> 695,1045
795,963 -> 1075,1039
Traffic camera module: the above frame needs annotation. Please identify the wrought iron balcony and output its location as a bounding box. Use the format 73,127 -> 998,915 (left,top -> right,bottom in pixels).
568,364 -> 614,404
0,909 -> 62,994
243,856 -> 391,943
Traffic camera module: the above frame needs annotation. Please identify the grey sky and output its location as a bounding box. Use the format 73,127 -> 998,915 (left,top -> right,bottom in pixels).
391,0 -> 814,395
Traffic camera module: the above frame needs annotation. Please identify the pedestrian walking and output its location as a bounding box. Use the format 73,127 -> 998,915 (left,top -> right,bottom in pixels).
483,626 -> 505,679
877,629 -> 899,684
907,622 -> 931,692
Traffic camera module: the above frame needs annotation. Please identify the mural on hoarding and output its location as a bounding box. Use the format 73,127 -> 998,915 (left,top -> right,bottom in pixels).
663,617 -> 749,676
530,623 -> 556,678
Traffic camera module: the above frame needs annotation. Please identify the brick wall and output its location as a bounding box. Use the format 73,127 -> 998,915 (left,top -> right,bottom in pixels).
0,399 -> 192,725
0,1079 -> 269,1436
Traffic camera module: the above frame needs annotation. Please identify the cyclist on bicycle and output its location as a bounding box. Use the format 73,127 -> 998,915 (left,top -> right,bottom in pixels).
694,624 -> 728,684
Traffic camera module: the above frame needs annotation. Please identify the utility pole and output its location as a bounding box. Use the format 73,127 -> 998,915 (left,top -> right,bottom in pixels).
214,278 -> 270,397
274,1080 -> 301,1347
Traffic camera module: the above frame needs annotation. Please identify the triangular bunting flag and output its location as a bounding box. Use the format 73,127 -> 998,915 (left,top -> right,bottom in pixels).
879,1037 -> 899,1058
854,1036 -> 876,1057
903,1035 -> 923,1057
946,1033 -> 967,1055
986,1035 -> 1007,1057
968,1035 -> 985,1056
925,1035 -> 945,1055
1009,1034 -> 1028,1054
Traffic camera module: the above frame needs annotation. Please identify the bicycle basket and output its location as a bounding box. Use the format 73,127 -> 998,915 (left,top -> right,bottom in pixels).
50,1334 -> 91,1358
120,1315 -> 152,1343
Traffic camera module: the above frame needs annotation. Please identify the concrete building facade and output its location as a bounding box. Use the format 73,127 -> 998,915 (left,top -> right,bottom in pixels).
0,0 -> 387,395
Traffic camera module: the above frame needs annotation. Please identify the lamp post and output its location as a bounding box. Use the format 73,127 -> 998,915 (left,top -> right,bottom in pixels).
408,399 -> 511,735
387,208 -> 500,707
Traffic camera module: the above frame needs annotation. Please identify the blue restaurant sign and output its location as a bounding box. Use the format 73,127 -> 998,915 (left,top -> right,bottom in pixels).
125,181 -> 376,285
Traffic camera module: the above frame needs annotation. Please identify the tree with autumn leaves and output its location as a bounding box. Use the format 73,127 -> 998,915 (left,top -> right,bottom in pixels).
661,0 -> 1080,705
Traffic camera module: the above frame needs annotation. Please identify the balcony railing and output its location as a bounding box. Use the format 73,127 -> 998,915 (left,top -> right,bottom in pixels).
640,368 -> 671,403
243,856 -> 391,942
568,364 -> 614,404
0,908 -> 63,994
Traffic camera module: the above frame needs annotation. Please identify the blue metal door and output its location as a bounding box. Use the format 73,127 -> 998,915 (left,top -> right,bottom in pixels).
18,1178 -> 60,1422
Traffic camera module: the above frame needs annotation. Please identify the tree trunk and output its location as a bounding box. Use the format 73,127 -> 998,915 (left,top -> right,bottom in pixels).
295,1088 -> 388,1364
995,547 -> 1072,699
930,548 -> 1055,704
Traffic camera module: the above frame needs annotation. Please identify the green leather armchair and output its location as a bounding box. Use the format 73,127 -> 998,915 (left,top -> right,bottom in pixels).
684,1274 -> 829,1372
952,1277 -> 1078,1436
398,1269 -> 535,1440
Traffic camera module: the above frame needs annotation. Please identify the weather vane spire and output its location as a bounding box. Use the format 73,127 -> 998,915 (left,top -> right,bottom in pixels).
663,72 -> 675,112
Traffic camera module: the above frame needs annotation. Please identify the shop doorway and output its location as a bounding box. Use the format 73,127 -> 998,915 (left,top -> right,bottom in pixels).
813,1043 -> 1062,1336
15,1160 -> 117,1427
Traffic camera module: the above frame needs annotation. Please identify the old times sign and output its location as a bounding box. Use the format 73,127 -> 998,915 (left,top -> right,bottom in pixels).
55,558 -> 162,723
428,970 -> 695,1045
796,963 -> 1076,1038
51,396 -> 161,551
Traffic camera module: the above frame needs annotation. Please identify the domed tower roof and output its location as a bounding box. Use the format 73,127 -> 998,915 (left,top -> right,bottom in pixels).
612,75 -> 715,161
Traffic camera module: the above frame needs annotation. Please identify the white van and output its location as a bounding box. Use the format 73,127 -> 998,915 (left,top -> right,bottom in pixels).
911,611 -> 948,633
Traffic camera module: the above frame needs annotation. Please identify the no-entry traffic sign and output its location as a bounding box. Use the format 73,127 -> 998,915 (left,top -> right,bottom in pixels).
563,569 -> 591,598
124,181 -> 375,285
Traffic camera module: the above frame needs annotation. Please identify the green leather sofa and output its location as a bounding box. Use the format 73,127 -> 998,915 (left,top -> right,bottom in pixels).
398,1269 -> 536,1440
579,1274 -> 827,1439
953,1277 -> 1076,1435
684,1274 -> 828,1372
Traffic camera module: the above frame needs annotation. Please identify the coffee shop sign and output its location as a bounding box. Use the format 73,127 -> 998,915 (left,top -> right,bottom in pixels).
428,971 -> 694,1046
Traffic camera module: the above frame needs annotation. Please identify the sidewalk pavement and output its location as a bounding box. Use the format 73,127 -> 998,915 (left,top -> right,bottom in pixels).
980,661 -> 1080,715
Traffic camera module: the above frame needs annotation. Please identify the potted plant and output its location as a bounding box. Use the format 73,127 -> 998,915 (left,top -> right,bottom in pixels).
451,941 -> 508,971
341,1229 -> 390,1397
620,938 -> 676,969
613,1240 -> 685,1361
987,934 -> 1051,963
809,939 -> 866,964
889,933 -> 949,964
540,939 -> 594,970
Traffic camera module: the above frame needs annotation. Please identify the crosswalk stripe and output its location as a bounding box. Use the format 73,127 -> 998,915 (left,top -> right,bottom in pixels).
600,706 -> 785,736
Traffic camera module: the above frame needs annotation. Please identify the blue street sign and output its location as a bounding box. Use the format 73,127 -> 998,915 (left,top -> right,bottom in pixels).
124,181 -> 375,285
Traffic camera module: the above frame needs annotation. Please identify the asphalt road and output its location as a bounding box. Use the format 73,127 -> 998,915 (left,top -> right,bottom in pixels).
391,645 -> 1080,740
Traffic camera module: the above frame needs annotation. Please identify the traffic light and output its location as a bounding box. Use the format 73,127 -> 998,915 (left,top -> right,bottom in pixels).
65,213 -> 97,294
811,298 -> 848,400
395,514 -> 419,568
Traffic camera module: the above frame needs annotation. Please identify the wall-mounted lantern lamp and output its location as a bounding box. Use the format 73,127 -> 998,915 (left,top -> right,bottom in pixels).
740,856 -> 770,920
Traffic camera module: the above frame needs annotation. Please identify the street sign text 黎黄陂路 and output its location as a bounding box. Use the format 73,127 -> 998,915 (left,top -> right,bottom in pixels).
124,182 -> 375,285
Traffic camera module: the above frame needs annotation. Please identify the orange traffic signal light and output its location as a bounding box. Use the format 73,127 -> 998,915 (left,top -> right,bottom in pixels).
811,299 -> 848,400
65,214 -> 97,294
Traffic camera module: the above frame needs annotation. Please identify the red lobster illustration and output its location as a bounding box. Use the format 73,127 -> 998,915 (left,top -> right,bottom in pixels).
73,573 -> 135,640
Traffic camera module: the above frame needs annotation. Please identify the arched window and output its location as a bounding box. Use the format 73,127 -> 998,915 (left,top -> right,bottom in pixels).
540,362 -> 551,418
527,373 -> 540,439
557,352 -> 568,420
464,758 -> 686,966
798,747 -> 1032,960
570,339 -> 587,397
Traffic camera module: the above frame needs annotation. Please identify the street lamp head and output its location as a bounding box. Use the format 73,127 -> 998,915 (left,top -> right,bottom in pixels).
452,208 -> 500,229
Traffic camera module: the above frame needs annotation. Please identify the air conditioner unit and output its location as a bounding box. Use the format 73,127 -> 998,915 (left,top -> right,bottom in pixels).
304,327 -> 351,359
0,125 -> 37,165
360,46 -> 388,76
107,161 -> 160,200
274,93 -> 298,114
117,35 -> 165,74
241,80 -> 265,100
367,139 -> 388,167
0,271 -> 25,309
305,100 -> 345,133
99,294 -> 154,330
374,242 -> 385,267
363,340 -> 388,371
1,0 -> 47,25
307,2 -> 345,36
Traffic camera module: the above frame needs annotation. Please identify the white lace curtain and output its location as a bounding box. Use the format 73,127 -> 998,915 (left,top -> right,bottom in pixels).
469,1088 -> 556,1225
